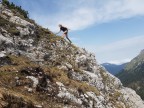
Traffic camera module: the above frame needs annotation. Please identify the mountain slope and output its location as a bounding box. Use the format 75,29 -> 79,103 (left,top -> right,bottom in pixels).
0,2 -> 144,108
117,50 -> 144,100
102,63 -> 127,75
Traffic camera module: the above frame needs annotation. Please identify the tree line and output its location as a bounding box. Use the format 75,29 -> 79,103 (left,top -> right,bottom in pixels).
2,0 -> 29,18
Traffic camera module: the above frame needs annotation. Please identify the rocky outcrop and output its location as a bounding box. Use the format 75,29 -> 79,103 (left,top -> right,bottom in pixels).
0,4 -> 144,108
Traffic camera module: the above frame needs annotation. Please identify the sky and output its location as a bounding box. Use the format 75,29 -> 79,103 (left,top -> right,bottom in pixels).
9,0 -> 144,64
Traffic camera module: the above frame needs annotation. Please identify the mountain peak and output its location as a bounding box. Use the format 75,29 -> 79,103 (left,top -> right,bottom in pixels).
140,49 -> 144,55
117,48 -> 144,100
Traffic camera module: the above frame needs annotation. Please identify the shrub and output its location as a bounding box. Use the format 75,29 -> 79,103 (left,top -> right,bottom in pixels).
8,27 -> 20,36
3,0 -> 29,18
0,16 -> 8,26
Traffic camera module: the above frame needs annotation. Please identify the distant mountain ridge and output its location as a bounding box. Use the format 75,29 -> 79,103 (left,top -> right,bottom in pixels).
117,49 -> 144,100
102,63 -> 127,75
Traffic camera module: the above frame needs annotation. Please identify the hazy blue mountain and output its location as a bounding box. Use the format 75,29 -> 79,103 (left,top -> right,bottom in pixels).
102,63 -> 127,75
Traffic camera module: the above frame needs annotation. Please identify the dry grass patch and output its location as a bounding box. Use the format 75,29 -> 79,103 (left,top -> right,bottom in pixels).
44,67 -> 100,96
0,55 -> 38,72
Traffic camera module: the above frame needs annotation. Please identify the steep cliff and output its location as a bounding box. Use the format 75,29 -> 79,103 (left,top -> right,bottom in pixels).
0,3 -> 144,108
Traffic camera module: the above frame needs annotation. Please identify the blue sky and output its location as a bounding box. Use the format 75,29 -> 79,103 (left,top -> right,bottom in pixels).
9,0 -> 144,64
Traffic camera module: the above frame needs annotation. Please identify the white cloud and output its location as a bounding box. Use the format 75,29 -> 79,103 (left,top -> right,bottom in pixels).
32,0 -> 144,31
107,59 -> 131,65
94,36 -> 144,53
86,35 -> 144,63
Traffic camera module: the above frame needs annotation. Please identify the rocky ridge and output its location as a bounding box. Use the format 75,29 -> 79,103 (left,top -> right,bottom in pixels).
117,49 -> 144,100
0,3 -> 144,108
